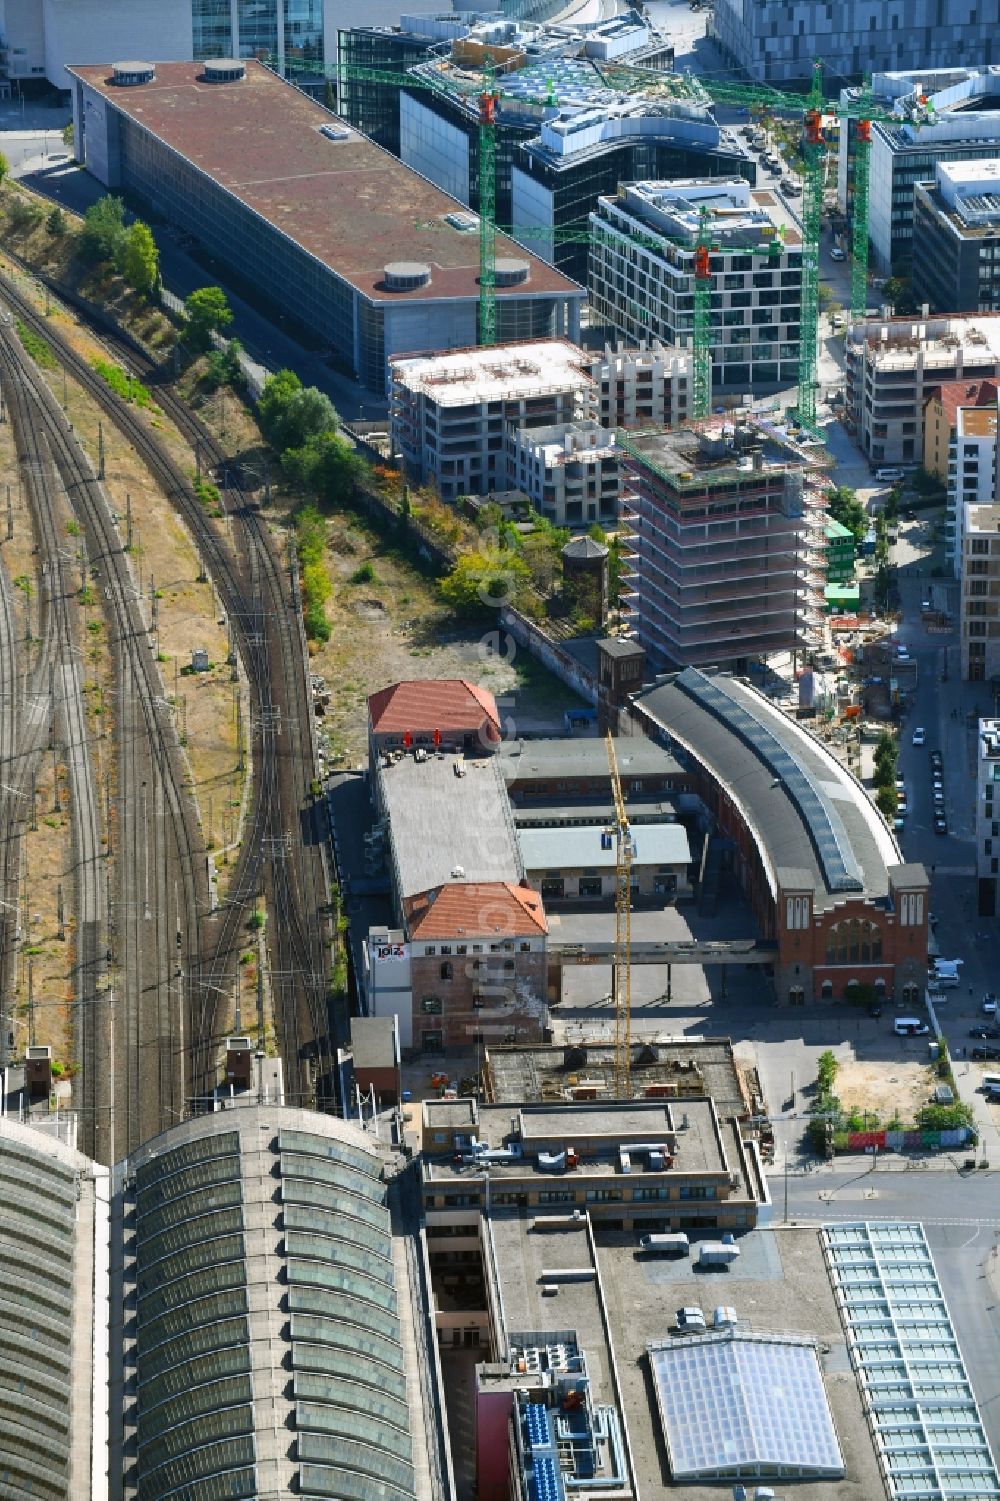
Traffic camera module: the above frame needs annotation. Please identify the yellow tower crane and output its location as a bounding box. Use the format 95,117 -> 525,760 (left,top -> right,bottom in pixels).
605,733 -> 633,1099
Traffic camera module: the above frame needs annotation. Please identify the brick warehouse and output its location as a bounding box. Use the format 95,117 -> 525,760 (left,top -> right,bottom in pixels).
632,668 -> 929,1005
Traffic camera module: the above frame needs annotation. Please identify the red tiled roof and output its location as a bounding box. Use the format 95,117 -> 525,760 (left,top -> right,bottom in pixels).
405,881 -> 548,940
925,379 -> 999,429
368,679 -> 500,737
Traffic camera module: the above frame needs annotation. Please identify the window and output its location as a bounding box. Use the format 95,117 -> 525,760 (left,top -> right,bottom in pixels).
440,945 -> 452,955
586,1189 -> 623,1203
898,892 -> 924,926
520,942 -> 532,953
424,946 -> 436,956
679,1185 -> 716,1200
440,962 -> 453,981
421,996 -> 442,1014
825,918 -> 883,963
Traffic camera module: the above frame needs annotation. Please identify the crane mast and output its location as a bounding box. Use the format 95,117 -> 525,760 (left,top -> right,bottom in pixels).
606,733 -> 633,1099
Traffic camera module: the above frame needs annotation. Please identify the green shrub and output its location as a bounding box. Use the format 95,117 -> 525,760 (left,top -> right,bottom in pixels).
91,357 -> 152,407
16,319 -> 56,370
349,561 -> 376,585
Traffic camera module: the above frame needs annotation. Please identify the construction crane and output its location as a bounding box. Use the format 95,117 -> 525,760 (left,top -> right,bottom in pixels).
284,54 -> 898,430
605,733 -> 633,1100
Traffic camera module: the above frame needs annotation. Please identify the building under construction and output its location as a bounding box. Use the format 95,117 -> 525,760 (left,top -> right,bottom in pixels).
619,417 -> 829,673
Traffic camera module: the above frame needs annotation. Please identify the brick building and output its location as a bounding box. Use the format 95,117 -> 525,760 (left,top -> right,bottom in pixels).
632,667 -> 929,1004
406,882 -> 548,1052
368,678 -> 501,761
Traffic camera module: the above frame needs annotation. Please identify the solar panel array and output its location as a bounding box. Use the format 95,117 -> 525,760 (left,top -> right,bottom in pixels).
824,1223 -> 1000,1500
677,667 -> 865,893
648,1330 -> 845,1481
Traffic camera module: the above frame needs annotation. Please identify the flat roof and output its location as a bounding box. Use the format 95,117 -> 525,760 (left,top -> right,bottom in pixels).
499,734 -> 683,787
390,339 -> 595,404
484,1038 -> 751,1117
636,670 -> 901,908
959,405 -> 999,437
379,753 -> 521,901
518,821 -> 691,871
69,61 -> 580,305
592,1228 -> 885,1501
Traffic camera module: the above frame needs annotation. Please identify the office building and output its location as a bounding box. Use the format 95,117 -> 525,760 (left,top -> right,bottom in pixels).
714,0 -> 1000,86
924,378 -> 999,481
838,68 -> 1000,275
390,339 -> 597,502
630,668 -> 930,1004
0,1105 -> 446,1501
589,179 -> 802,391
69,60 -> 582,394
0,0 -> 335,90
845,313 -> 1000,466
397,46 -> 751,285
977,719 -> 1000,914
914,159 -> 1000,314
618,419 -> 826,673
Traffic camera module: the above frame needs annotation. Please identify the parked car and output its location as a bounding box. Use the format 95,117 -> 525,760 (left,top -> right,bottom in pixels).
969,1027 -> 1000,1040
930,750 -> 943,770
868,1002 -> 883,1018
912,727 -> 926,747
984,994 -> 999,1014
934,813 -> 948,834
830,246 -> 847,261
972,1046 -> 1000,1062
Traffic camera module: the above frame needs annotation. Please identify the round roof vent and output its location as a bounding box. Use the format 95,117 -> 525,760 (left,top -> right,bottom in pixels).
112,61 -> 155,86
383,261 -> 432,291
203,58 -> 246,82
495,257 -> 530,286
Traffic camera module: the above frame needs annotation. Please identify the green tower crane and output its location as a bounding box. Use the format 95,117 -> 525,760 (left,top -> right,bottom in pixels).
478,62 -> 500,346
850,84 -> 874,323
797,61 -> 826,435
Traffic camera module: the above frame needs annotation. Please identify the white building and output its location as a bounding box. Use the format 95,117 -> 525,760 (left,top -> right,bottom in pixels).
588,178 -> 803,391
949,397 -> 999,581
594,340 -> 696,429
845,313 -> 1000,467
507,421 -> 619,527
977,719 -> 1000,916
838,68 -> 1000,275
390,339 -> 596,503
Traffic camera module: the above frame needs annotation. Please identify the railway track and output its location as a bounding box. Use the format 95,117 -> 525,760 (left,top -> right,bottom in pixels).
0,312 -> 205,1159
0,268 -> 335,1112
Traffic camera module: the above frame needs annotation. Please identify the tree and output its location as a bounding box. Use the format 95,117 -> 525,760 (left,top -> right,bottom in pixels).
0,151 -> 9,189
46,205 -> 66,237
439,546 -> 531,616
62,122 -> 74,149
875,784 -> 898,819
257,368 -> 302,444
282,431 -> 362,506
122,221 -> 159,295
324,79 -> 336,111
81,194 -> 127,263
828,484 -> 867,545
816,1050 -> 839,1095
276,386 -> 339,451
183,285 -> 233,351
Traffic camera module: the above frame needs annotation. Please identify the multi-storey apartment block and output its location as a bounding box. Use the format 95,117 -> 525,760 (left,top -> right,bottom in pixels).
618,420 -> 826,672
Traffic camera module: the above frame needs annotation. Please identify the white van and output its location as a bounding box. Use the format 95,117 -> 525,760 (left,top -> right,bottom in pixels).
931,961 -> 962,988
894,1017 -> 930,1036
981,1073 -> 1000,1095
875,466 -> 905,483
